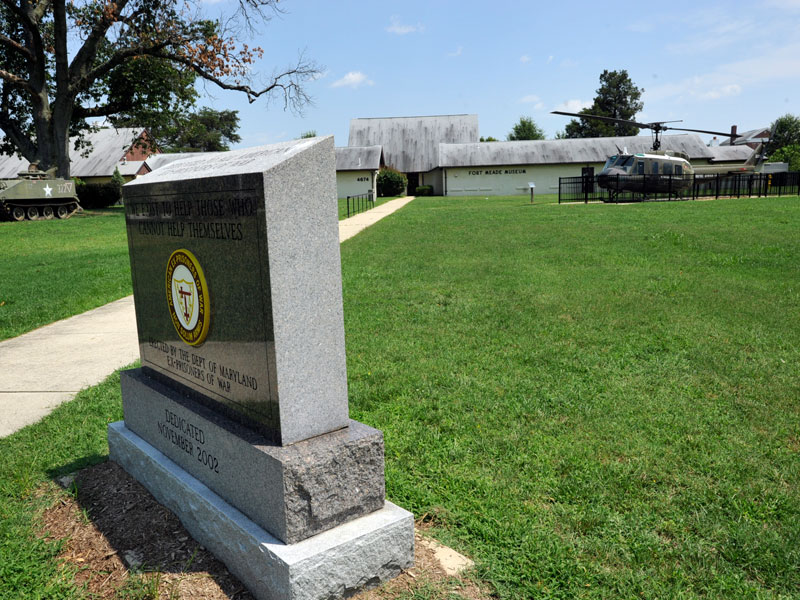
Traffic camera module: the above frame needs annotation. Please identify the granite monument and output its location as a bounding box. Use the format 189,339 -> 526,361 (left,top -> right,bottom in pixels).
108,136 -> 414,599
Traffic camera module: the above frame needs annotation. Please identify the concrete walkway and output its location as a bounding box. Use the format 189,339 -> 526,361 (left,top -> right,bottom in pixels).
0,196 -> 415,438
338,195 -> 415,242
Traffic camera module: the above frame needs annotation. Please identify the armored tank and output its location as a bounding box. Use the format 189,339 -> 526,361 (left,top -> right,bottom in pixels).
0,169 -> 81,221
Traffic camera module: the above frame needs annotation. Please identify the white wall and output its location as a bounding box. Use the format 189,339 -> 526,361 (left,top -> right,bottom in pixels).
420,169 -> 444,194
336,170 -> 376,198
444,163 -> 604,196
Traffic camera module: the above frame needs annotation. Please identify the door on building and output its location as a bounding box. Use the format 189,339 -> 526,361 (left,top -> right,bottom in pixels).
406,172 -> 419,195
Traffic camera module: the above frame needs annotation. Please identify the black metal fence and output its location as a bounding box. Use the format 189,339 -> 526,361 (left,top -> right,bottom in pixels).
345,191 -> 375,217
558,172 -> 800,204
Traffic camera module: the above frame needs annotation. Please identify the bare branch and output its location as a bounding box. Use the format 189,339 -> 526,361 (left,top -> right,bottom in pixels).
164,52 -> 319,110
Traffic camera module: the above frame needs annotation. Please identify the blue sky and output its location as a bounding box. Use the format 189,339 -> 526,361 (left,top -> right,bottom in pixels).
198,0 -> 800,148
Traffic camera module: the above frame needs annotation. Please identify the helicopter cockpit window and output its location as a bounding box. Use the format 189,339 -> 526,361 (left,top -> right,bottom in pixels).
613,156 -> 634,171
603,156 -> 617,170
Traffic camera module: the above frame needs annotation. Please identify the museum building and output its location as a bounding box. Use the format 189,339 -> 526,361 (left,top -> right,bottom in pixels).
336,114 -> 755,198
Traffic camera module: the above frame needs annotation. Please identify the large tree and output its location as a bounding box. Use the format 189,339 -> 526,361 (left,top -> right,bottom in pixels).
564,70 -> 644,138
0,0 -> 319,177
507,116 -> 545,141
119,106 -> 242,152
769,113 -> 800,153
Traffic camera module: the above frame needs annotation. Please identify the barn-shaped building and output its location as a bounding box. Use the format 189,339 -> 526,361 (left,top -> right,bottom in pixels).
348,115 -> 478,194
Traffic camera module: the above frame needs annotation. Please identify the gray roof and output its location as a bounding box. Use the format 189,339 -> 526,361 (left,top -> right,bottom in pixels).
335,145 -> 383,171
707,145 -> 755,163
71,127 -> 147,177
349,114 -> 479,173
0,155 -> 26,178
720,127 -> 771,146
438,134 -> 715,167
118,160 -> 147,176
0,127 -> 148,178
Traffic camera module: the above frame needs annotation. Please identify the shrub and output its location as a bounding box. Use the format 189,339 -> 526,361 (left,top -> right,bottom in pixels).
415,185 -> 433,196
377,167 -> 407,197
75,180 -> 122,209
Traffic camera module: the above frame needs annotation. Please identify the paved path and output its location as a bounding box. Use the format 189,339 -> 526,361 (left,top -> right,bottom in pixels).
0,196 -> 414,438
338,196 -> 415,242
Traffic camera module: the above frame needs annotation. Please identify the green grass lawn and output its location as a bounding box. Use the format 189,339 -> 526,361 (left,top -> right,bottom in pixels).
1,195 -> 799,599
338,195 -> 401,220
0,208 -> 132,341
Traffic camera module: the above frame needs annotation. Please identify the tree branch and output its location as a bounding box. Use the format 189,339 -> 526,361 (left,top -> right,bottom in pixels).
170,54 -> 317,109
68,0 -> 131,88
29,0 -> 51,22
52,0 -> 69,95
0,68 -> 35,95
73,100 -> 131,119
78,39 -> 173,91
1,0 -> 34,28
0,33 -> 33,60
0,110 -> 37,161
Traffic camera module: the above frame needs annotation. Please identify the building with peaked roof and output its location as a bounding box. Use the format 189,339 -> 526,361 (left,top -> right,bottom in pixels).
438,134 -> 725,196
0,127 -> 156,181
335,145 -> 384,198
348,114 -> 479,193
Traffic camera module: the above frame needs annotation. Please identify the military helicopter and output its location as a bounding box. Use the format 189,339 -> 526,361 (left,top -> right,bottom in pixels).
551,111 -> 762,199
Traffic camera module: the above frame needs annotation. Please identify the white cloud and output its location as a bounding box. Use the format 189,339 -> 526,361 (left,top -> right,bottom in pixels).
546,55 -> 553,64
520,54 -> 531,63
448,46 -> 463,58
646,42 -> 800,103
331,71 -> 374,89
698,84 -> 742,100
387,16 -> 424,35
554,99 -> 592,113
520,94 -> 544,109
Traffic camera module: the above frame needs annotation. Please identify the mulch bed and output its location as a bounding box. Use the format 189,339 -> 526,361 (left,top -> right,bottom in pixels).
39,460 -> 490,599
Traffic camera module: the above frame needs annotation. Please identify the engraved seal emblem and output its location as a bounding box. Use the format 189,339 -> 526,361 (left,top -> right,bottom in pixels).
166,249 -> 210,346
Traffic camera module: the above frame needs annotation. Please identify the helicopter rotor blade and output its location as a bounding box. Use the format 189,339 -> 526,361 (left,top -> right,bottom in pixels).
551,111 -> 654,131
664,125 -> 740,139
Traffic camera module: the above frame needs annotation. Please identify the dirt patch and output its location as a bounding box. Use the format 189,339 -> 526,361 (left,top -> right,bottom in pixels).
39,460 -> 491,599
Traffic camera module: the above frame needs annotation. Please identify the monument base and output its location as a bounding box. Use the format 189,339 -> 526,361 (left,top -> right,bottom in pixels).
108,422 -> 414,600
